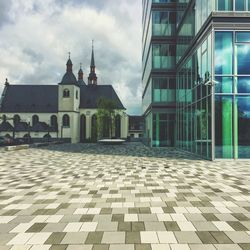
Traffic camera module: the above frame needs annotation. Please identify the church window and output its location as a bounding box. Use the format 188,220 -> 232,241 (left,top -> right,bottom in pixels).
50,115 -> 57,128
2,115 -> 6,122
63,89 -> 70,98
63,114 -> 70,127
76,90 -> 78,99
32,115 -> 39,126
13,114 -> 20,125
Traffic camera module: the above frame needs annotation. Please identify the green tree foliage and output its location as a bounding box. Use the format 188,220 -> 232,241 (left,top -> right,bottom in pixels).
96,98 -> 117,139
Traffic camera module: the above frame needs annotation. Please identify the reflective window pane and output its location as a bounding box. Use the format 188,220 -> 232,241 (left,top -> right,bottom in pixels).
235,0 -> 246,10
217,0 -> 233,10
236,32 -> 250,43
215,76 -> 233,93
215,95 -> 234,159
236,44 -> 250,75
237,96 -> 250,158
152,44 -> 175,69
236,77 -> 250,93
215,32 -> 233,75
152,11 -> 176,36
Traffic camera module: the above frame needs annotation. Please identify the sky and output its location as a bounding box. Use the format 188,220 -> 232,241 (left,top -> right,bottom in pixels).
0,0 -> 142,115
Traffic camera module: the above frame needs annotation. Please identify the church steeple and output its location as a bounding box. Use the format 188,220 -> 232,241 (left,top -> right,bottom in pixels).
66,52 -> 73,73
88,40 -> 97,85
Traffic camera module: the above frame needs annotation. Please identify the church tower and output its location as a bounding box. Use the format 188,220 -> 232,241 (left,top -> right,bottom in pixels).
58,53 -> 80,143
88,41 -> 98,85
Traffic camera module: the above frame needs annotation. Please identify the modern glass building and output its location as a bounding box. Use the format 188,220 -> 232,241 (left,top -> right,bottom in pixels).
142,0 -> 250,159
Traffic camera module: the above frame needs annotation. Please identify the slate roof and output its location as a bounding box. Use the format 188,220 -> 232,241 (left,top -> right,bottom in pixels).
15,122 -> 29,132
0,121 -> 13,131
0,84 -> 125,113
80,85 -> 125,109
60,72 -> 78,85
0,85 -> 58,113
32,122 -> 57,132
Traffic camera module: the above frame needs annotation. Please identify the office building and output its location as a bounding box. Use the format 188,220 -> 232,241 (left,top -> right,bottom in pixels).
142,0 -> 250,159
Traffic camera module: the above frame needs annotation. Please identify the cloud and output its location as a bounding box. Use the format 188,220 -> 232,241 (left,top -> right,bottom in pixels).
0,0 -> 142,115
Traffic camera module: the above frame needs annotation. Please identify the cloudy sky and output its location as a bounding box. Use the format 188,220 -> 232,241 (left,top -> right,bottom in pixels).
0,0 -> 142,115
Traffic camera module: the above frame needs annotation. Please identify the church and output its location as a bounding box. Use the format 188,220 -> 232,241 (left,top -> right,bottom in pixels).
0,46 -> 128,143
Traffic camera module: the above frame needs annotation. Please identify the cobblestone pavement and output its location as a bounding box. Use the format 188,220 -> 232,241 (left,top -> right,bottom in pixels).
0,142 -> 250,250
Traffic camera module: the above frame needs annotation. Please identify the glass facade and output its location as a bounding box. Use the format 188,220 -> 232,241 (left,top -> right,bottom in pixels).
214,31 -> 250,159
176,35 -> 212,159
142,0 -> 250,159
142,0 -> 177,147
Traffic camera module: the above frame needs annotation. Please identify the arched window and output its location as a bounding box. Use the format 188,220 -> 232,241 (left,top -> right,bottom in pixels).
76,90 -> 78,99
32,115 -> 39,126
80,114 -> 86,142
50,115 -> 57,128
91,114 -> 97,141
115,114 -> 121,138
63,89 -> 70,98
13,114 -> 20,125
2,115 -> 6,122
62,114 -> 70,127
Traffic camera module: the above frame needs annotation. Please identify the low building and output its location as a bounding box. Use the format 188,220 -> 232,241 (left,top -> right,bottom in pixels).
128,115 -> 144,141
0,46 -> 128,143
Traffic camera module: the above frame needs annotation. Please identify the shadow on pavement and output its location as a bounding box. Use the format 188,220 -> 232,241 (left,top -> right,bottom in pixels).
38,142 -> 203,160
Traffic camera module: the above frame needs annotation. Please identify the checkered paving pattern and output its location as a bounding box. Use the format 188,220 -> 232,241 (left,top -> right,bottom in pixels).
0,142 -> 249,250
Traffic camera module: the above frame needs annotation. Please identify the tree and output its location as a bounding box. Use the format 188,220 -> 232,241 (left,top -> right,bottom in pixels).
96,98 -> 117,139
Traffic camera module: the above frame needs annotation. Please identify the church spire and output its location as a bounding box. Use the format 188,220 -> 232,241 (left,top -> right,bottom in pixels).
91,40 -> 95,67
88,40 -> 98,85
66,52 -> 73,73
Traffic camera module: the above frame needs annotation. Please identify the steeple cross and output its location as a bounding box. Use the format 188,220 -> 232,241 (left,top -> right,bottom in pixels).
68,52 -> 71,59
92,40 -> 94,49
80,63 -> 82,69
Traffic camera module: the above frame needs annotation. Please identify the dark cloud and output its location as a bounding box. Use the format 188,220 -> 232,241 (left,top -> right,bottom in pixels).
0,0 -> 142,115
0,0 -> 12,27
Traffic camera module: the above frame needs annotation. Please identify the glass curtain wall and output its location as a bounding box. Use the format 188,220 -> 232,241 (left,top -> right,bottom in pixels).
152,113 -> 175,147
215,0 -> 250,11
215,31 -> 250,159
177,34 -> 212,159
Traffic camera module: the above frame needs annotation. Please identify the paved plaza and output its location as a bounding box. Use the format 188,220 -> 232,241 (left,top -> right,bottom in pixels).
0,142 -> 250,250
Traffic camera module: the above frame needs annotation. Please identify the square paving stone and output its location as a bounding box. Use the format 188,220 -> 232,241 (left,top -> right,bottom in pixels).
210,231 -> 233,243
196,231 -> 217,244
102,232 -> 125,244
174,232 -> 202,244
126,232 -> 141,244
92,244 -> 109,250
118,222 -> 131,232
135,244 -> 151,250
44,232 -> 66,244
225,231 -> 250,243
61,232 -> 88,244
85,232 -> 103,244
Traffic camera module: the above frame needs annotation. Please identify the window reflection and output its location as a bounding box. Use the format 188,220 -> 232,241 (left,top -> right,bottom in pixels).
215,32 -> 233,75
236,44 -> 250,75
216,0 -> 233,10
152,11 -> 176,36
215,95 -> 234,159
237,96 -> 250,158
235,0 -> 246,10
152,44 -> 175,69
215,77 -> 233,93
236,77 -> 250,93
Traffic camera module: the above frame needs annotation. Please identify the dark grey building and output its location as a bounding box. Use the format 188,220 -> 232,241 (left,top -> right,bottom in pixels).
142,0 -> 250,159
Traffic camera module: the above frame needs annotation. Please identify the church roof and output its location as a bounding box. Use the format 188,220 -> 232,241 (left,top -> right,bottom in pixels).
0,84 -> 125,113
80,85 -> 125,109
0,85 -> 58,113
0,121 -> 13,131
61,72 -> 78,85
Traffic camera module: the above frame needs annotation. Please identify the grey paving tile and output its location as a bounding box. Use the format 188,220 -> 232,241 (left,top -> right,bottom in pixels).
0,143 -> 249,250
